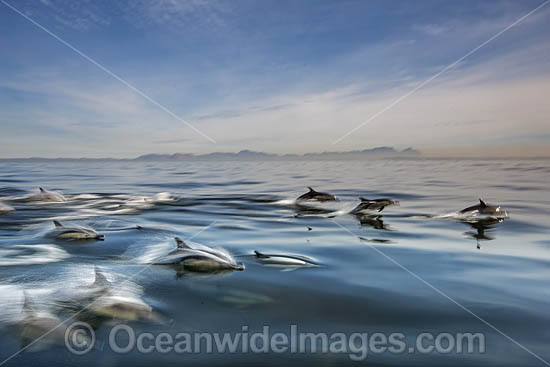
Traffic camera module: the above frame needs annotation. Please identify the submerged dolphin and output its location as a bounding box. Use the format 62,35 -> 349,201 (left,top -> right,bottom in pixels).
350,197 -> 399,214
459,199 -> 508,217
48,220 -> 104,240
253,250 -> 318,268
155,237 -> 244,272
296,187 -> 337,202
18,292 -> 86,351
26,187 -> 66,202
0,202 -> 14,214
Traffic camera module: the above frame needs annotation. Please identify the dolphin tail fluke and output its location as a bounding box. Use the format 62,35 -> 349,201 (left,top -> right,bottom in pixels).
175,237 -> 190,249
254,250 -> 269,258
53,220 -> 63,227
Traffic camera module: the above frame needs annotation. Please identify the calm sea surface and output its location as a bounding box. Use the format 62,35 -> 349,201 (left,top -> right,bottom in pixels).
0,159 -> 549,366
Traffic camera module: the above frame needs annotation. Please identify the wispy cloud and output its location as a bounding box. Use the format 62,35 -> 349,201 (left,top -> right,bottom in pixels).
1,1 -> 549,157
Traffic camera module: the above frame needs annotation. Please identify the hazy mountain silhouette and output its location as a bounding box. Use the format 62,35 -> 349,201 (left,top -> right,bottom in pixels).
135,147 -> 421,161
1,147 -> 421,161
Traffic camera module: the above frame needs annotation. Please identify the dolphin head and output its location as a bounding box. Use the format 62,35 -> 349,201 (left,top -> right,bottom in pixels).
477,199 -> 508,218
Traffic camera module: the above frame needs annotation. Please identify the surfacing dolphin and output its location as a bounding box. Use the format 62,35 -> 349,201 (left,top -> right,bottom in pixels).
296,187 -> 337,202
69,267 -> 159,323
459,199 -> 508,218
91,295 -> 156,322
154,237 -> 244,272
253,250 -> 319,268
349,197 -> 399,214
48,220 -> 104,240
26,187 -> 66,202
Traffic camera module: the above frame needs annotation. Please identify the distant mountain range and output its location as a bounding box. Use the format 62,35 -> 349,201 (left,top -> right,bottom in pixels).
136,147 -> 421,161
1,147 -> 421,161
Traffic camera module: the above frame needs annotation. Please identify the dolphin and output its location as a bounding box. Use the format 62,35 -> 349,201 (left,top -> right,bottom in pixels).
350,197 -> 399,214
84,266 -> 110,298
459,199 -> 508,217
0,202 -> 14,214
154,237 -> 245,272
18,292 -> 85,351
54,266 -> 112,312
90,295 -> 155,322
26,187 -> 66,202
48,220 -> 104,240
253,250 -> 318,268
65,267 -> 160,323
296,187 -> 337,202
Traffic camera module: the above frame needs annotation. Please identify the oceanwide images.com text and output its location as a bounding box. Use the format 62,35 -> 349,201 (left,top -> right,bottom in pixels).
65,323 -> 486,361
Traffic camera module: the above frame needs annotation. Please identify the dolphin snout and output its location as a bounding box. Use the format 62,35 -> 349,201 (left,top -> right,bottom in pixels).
97,234 -> 105,241
235,263 -> 245,271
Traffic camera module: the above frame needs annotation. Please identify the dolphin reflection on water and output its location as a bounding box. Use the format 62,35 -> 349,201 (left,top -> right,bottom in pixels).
153,237 -> 245,272
353,214 -> 391,230
461,217 -> 505,250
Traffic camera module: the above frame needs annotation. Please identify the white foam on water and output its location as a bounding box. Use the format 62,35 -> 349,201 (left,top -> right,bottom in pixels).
0,244 -> 70,266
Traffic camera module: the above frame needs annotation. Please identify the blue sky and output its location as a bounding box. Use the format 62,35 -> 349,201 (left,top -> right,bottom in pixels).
1,0 -> 549,157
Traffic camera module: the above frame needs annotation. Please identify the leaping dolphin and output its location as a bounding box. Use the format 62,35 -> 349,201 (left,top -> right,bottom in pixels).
459,199 -> 508,218
48,220 -> 104,240
26,187 -> 66,202
296,187 -> 337,202
350,197 -> 399,214
253,250 -> 319,268
154,237 -> 245,272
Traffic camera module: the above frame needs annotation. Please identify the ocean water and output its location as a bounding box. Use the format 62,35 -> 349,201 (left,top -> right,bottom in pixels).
0,159 -> 549,366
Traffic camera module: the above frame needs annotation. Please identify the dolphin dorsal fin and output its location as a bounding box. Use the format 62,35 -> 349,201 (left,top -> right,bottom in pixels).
479,198 -> 487,207
39,187 -> 46,193
22,291 -> 35,313
307,187 -> 316,192
254,250 -> 270,259
53,220 -> 63,227
93,267 -> 109,287
359,197 -> 369,202
175,237 -> 190,249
